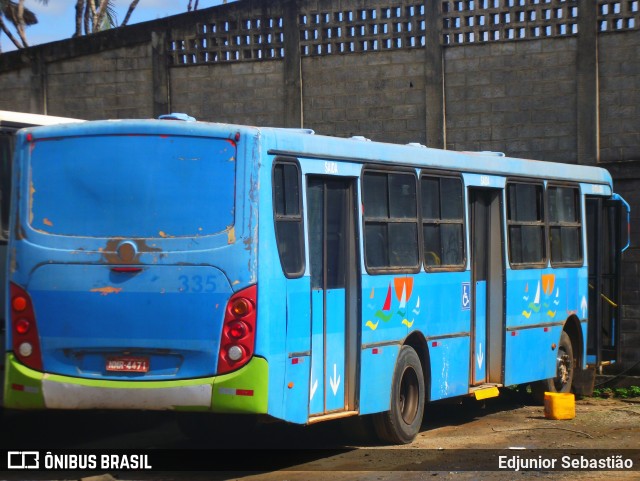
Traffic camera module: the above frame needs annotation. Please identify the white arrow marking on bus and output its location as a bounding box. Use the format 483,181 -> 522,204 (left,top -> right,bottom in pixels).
581,296 -> 588,318
477,343 -> 484,369
310,376 -> 318,401
329,363 -> 341,396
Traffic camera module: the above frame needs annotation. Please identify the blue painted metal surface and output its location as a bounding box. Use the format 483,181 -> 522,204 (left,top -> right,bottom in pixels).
281,277 -> 311,424
309,289 -> 325,416
473,281 -> 487,384
324,289 -> 346,412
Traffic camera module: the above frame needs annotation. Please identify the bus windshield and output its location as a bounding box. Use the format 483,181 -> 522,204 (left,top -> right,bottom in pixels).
29,134 -> 236,238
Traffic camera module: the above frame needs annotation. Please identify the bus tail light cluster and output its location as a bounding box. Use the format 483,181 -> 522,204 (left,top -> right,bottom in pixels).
10,283 -> 43,371
217,285 -> 257,375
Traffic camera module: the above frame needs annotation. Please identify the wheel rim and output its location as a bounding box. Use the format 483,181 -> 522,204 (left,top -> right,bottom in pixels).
398,366 -> 419,425
553,346 -> 573,391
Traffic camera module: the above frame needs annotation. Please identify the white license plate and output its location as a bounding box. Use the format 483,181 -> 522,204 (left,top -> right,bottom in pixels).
106,357 -> 149,373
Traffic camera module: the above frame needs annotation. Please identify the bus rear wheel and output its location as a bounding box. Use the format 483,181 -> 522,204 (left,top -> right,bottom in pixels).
373,345 -> 425,444
531,331 -> 575,404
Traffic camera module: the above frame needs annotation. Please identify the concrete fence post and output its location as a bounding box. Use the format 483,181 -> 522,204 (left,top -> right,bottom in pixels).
577,0 -> 599,165
283,0 -> 303,128
425,0 -> 445,149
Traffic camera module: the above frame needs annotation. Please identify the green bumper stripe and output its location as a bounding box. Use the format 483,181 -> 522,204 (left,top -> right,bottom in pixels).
211,357 -> 269,414
3,354 -> 269,413
4,354 -> 45,409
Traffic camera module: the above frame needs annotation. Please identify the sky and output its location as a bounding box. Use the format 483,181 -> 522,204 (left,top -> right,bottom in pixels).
3,0 -> 234,51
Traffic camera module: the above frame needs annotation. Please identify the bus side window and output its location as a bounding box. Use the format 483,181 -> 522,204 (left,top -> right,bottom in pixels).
362,170 -> 419,272
548,185 -> 582,265
507,182 -> 546,267
273,161 -> 305,277
420,174 -> 465,269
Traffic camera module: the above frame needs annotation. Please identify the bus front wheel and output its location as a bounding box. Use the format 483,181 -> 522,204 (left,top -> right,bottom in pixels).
531,331 -> 575,404
373,345 -> 425,444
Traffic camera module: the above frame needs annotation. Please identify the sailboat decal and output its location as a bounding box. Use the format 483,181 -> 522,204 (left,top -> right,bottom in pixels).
382,283 -> 392,311
412,296 -> 421,315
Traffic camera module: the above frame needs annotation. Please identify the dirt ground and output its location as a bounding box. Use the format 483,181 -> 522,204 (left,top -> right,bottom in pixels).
230,393 -> 640,481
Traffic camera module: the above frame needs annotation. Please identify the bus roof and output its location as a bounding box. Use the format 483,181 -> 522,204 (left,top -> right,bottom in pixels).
0,110 -> 83,130
20,118 -> 613,187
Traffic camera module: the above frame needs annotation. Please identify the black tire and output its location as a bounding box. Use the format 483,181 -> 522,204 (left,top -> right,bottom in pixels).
177,412 -> 256,444
531,331 -> 575,404
373,345 -> 425,444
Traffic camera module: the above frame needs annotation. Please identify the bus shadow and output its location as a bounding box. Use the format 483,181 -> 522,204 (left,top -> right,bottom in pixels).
0,388 -> 534,450
422,387 -> 533,431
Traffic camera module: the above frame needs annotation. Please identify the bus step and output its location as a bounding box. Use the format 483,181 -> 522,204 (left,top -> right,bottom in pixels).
471,386 -> 500,400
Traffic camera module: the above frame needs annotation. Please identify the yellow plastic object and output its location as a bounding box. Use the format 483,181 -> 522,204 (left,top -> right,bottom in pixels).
544,392 -> 575,420
473,386 -> 500,400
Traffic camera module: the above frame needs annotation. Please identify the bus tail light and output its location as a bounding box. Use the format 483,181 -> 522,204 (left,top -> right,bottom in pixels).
218,285 -> 257,375
10,283 -> 43,371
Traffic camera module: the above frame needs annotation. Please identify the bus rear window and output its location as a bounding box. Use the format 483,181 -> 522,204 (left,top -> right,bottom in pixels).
29,134 -> 236,238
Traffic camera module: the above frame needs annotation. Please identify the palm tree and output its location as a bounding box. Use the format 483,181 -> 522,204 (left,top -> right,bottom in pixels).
0,0 -> 47,51
74,1 -> 140,37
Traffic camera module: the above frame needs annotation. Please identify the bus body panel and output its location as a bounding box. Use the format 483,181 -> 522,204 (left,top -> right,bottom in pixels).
5,121 -> 263,410
503,266 -> 588,386
27,263 -> 231,380
428,336 -> 471,401
360,270 -> 472,409
359,343 -> 399,415
281,277 -> 312,424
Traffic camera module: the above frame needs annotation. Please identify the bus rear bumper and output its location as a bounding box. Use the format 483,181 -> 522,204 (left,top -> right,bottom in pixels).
3,354 -> 269,413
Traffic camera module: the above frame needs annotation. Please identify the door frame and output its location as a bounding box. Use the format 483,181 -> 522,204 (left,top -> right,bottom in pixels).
306,175 -> 361,415
468,187 -> 505,386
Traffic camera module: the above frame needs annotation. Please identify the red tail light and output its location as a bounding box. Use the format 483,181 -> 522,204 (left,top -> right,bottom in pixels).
10,283 -> 43,371
217,285 -> 257,375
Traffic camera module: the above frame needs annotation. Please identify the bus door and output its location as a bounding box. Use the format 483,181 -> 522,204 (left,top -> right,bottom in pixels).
469,188 -> 505,386
307,176 -> 360,417
586,196 -> 629,370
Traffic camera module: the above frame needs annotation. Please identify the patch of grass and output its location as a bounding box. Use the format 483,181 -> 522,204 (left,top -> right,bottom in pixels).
592,386 -> 640,399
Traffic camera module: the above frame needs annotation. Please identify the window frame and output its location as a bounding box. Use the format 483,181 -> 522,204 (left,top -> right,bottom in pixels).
419,170 -> 467,272
506,179 -> 548,269
361,166 -> 421,274
547,182 -> 583,267
272,157 -> 306,279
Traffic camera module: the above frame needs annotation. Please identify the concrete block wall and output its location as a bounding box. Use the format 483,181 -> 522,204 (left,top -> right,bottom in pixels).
46,44 -> 153,120
599,31 -> 640,163
445,38 -> 578,162
303,50 -> 426,143
0,68 -> 36,113
170,60 -> 286,126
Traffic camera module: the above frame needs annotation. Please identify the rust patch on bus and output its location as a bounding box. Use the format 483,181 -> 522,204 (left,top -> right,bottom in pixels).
90,286 -> 122,296
101,239 -> 162,264
227,227 -> 236,244
43,218 -> 53,227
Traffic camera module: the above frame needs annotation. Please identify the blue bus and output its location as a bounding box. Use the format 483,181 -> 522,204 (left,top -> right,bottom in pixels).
4,117 -> 628,444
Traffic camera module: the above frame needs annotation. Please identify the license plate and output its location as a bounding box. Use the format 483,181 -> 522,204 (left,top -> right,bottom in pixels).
106,357 -> 149,373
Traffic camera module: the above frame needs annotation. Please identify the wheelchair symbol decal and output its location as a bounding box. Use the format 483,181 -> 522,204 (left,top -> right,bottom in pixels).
462,282 -> 471,310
